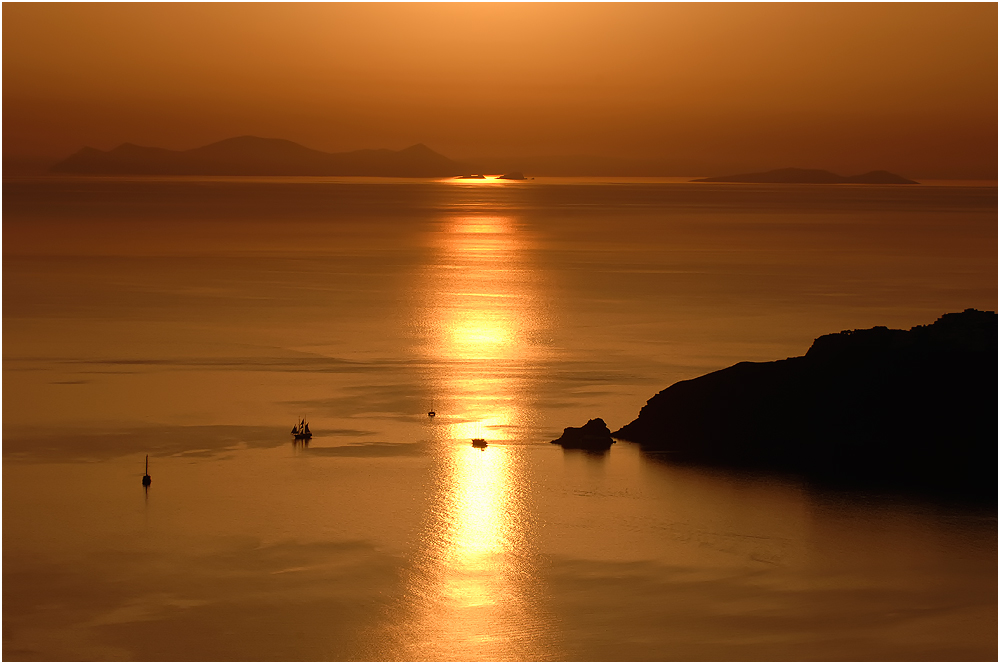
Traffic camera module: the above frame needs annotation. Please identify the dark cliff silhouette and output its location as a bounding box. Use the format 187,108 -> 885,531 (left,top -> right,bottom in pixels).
692,167 -> 918,185
552,418 -> 616,451
614,310 -> 997,501
50,136 -> 471,177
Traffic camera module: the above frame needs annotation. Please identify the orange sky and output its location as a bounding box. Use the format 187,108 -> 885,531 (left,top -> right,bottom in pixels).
3,3 -> 996,178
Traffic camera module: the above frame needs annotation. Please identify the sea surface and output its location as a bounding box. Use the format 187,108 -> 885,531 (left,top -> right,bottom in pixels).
3,176 -> 997,661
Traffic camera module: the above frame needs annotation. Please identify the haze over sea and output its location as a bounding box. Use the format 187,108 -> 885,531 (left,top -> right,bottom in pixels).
3,176 -> 996,660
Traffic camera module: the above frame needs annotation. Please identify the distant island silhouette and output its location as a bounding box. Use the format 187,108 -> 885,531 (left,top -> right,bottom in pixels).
453,172 -> 528,181
692,167 -> 918,184
614,309 -> 996,501
51,136 -> 472,177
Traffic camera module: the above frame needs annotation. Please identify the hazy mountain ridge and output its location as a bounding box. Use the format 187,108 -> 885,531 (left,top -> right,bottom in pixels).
693,167 -> 918,184
614,309 -> 997,501
51,136 -> 472,177
49,140 -> 934,181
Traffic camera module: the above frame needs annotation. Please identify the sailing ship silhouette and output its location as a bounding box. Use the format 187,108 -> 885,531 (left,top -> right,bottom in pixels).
291,417 -> 312,440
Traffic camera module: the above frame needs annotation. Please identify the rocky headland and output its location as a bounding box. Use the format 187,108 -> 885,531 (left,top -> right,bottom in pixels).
613,309 -> 997,501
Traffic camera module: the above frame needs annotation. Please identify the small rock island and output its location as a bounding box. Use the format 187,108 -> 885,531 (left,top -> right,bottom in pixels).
692,167 -> 918,185
551,418 -> 616,451
614,309 -> 996,501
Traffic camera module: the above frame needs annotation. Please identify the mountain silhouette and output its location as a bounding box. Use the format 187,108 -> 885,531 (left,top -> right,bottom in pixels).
51,136 -> 471,177
692,167 -> 918,184
614,309 -> 996,501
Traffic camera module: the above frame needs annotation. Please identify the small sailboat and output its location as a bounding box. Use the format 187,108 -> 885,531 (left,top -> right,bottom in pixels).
291,417 -> 312,440
428,400 -> 436,418
141,455 -> 151,487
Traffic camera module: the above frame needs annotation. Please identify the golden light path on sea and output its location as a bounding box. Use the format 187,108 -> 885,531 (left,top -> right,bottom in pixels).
429,214 -> 541,444
392,211 -> 551,660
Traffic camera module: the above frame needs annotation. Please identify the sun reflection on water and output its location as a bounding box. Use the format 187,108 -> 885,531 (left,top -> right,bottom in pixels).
414,215 -> 551,440
441,447 -> 511,599
391,212 -> 555,659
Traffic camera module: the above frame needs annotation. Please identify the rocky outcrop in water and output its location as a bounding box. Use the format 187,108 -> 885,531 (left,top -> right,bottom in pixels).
614,309 -> 997,500
551,418 -> 616,451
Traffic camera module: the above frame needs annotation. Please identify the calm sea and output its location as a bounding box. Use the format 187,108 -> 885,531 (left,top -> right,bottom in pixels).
3,176 -> 997,661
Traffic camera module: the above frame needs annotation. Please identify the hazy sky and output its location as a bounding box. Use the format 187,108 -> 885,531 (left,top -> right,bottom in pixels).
4,3 -> 997,177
